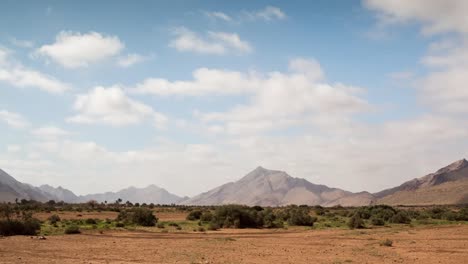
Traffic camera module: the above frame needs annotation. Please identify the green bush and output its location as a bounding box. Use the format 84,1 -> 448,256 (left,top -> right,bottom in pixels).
370,217 -> 385,226
64,225 -> 81,234
210,205 -> 264,228
207,222 -> 220,230
116,208 -> 157,226
348,213 -> 365,229
85,218 -> 97,225
48,214 -> 61,225
390,211 -> 411,224
287,208 -> 316,226
186,210 -> 203,220
200,211 -> 213,222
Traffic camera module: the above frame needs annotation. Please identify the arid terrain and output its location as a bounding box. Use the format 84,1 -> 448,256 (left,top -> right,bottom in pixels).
0,224 -> 467,264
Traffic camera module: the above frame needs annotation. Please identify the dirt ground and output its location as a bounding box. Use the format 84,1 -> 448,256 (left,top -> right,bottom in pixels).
0,224 -> 467,264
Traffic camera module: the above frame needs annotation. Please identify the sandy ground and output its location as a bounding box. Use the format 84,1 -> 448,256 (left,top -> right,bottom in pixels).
0,225 -> 467,263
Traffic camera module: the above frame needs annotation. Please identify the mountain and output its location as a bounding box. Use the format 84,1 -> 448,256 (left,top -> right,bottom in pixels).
77,185 -> 187,204
181,166 -> 373,206
374,159 -> 468,205
0,169 -> 56,202
0,168 -> 186,204
39,184 -> 79,202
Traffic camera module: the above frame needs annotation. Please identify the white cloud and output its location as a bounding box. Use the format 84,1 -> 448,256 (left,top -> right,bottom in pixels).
131,58 -> 368,135
204,11 -> 232,22
0,47 -> 70,93
117,53 -> 150,67
244,6 -> 286,21
36,31 -> 124,68
364,0 -> 468,35
67,86 -> 167,127
0,110 -> 29,128
169,27 -> 252,55
31,126 -> 71,138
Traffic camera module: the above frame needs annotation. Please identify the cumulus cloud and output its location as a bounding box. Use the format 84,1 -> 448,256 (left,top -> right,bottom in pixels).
131,58 -> 368,134
67,86 -> 167,128
364,0 -> 468,35
0,47 -> 70,93
204,11 -> 232,22
0,110 -> 29,128
243,6 -> 286,21
169,27 -> 252,55
117,53 -> 151,67
31,126 -> 71,138
36,31 -> 124,68
365,0 -> 468,114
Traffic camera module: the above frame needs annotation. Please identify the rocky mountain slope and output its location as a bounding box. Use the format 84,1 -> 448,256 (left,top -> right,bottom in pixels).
77,185 -> 187,204
0,169 -> 56,202
181,166 -> 373,206
374,159 -> 468,205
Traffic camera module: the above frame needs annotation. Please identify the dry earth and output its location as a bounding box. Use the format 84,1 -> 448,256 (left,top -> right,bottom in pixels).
0,224 -> 467,263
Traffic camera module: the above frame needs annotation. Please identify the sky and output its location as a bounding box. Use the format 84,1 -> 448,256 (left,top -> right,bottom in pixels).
1,0 -> 468,197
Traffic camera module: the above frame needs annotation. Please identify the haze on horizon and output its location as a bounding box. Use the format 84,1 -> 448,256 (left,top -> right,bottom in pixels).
1,0 -> 467,197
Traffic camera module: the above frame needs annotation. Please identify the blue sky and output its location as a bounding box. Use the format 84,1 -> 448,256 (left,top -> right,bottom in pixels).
1,0 -> 467,196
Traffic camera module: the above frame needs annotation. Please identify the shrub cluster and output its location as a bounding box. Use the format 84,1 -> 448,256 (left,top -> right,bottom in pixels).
116,208 -> 158,226
0,211 -> 41,236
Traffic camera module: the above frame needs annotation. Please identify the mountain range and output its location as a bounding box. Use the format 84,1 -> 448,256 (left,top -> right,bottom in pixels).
1,159 -> 467,206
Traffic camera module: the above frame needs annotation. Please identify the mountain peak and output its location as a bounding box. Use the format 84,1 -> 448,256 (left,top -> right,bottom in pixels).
436,158 -> 468,174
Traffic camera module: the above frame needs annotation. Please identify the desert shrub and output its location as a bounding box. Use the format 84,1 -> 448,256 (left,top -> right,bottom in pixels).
262,209 -> 284,228
197,226 -> 206,232
210,205 -> 264,228
380,239 -> 393,247
314,205 -> 326,216
390,211 -> 411,224
168,222 -> 179,227
0,217 -> 41,236
85,218 -> 97,225
64,225 -> 80,234
207,222 -> 220,230
428,207 -> 447,219
348,213 -> 365,229
370,217 -> 385,226
116,208 -> 157,226
157,222 -> 165,228
48,214 -> 61,225
356,205 -> 396,221
455,207 -> 468,221
115,222 -> 125,227
252,206 -> 264,211
186,210 -> 203,220
200,211 -> 213,222
287,208 -> 316,226
443,211 -> 457,221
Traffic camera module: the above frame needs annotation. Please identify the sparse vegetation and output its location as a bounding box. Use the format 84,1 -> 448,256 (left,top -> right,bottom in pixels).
379,239 -> 393,247
64,225 -> 81,234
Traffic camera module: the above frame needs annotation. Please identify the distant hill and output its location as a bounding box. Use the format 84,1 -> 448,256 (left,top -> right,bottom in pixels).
39,184 -> 79,202
77,185 -> 187,204
0,169 -> 186,204
0,169 -> 56,202
374,159 -> 468,205
2,159 -> 468,206
181,166 -> 373,206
